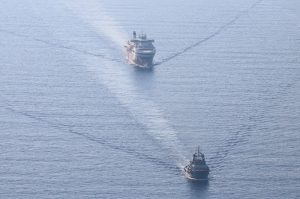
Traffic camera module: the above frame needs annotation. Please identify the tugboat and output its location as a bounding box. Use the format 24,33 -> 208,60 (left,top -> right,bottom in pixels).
184,147 -> 210,181
125,31 -> 156,68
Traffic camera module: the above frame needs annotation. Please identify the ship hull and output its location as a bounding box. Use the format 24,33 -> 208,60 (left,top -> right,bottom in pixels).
184,167 -> 209,181
127,52 -> 154,68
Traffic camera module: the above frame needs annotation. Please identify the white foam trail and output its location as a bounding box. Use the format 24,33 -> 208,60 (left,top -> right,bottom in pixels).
90,59 -> 188,167
65,0 -> 128,47
65,0 -> 188,167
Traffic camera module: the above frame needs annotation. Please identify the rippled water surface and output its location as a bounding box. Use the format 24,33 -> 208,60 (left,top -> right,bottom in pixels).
0,0 -> 299,198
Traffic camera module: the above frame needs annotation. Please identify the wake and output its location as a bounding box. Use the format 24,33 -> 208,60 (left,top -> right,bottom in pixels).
68,0 -> 189,167
0,0 -> 189,169
0,0 -> 265,172
156,0 -> 263,65
64,0 -> 128,47
86,58 -> 188,168
1,0 -> 263,67
0,97 -> 178,172
0,28 -> 122,63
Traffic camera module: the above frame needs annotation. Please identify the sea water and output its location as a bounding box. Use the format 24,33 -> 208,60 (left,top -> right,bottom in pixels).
0,0 -> 299,198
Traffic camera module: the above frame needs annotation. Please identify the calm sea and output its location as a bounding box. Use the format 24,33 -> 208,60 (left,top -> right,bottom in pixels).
0,0 -> 299,198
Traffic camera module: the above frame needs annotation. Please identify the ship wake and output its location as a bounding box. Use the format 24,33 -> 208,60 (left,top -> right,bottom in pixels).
156,0 -> 263,65
87,59 -> 188,168
65,0 -> 188,168
64,0 -> 128,48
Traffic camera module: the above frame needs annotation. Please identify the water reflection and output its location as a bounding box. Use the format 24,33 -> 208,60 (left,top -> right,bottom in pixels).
131,65 -> 156,92
187,180 -> 209,199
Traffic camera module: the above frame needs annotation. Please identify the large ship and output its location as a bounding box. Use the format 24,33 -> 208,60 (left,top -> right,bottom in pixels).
125,31 -> 156,68
184,147 -> 210,181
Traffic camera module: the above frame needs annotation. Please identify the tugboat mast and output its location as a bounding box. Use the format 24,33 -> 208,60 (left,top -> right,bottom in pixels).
133,31 -> 136,39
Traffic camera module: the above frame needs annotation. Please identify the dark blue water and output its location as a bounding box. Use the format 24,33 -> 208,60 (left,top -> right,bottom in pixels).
0,0 -> 299,198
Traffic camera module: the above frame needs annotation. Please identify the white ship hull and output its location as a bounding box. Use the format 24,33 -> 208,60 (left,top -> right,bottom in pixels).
126,50 -> 155,68
125,32 -> 156,68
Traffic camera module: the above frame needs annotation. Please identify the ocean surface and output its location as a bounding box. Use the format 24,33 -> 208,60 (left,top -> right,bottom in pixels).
0,0 -> 299,198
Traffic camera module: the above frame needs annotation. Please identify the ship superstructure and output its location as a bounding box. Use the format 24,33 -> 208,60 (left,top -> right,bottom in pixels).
125,31 -> 156,68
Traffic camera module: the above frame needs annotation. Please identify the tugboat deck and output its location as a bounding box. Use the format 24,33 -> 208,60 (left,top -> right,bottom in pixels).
184,146 -> 210,181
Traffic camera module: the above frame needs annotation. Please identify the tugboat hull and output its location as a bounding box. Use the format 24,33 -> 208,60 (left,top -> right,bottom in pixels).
184,147 -> 210,181
184,168 -> 209,180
